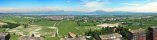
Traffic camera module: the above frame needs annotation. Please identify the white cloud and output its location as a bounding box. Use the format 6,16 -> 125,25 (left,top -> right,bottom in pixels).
79,0 -> 157,12
125,3 -> 142,6
107,1 -> 157,12
84,1 -> 104,8
81,0 -> 108,11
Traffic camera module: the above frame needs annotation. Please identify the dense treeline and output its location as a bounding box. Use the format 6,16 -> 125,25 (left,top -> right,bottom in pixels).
115,27 -> 132,40
85,27 -> 132,40
85,27 -> 115,40
1,22 -> 20,29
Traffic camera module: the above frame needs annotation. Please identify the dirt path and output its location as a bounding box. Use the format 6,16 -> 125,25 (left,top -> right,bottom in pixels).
52,21 -> 63,37
53,22 -> 57,27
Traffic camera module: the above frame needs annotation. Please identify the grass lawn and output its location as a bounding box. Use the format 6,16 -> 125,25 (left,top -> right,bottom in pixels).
44,37 -> 60,40
10,33 -> 20,40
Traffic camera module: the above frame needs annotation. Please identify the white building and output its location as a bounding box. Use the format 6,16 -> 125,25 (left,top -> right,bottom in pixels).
97,23 -> 120,28
99,33 -> 122,40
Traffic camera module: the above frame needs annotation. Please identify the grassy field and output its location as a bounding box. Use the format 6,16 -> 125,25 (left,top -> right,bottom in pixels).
0,16 -> 91,40
0,16 -> 59,40
56,20 -> 100,37
121,17 -> 157,29
57,20 -> 80,36
0,16 -> 58,26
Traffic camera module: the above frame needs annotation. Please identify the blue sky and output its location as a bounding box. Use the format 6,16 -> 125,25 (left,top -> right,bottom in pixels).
0,0 -> 157,12
0,0 -> 150,8
0,0 -> 82,8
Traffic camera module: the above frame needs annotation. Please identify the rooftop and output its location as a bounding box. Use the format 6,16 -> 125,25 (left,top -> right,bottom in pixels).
61,36 -> 86,40
68,32 -> 76,38
97,23 -> 120,28
19,36 -> 43,40
129,28 -> 145,33
99,33 -> 122,39
0,32 -> 9,37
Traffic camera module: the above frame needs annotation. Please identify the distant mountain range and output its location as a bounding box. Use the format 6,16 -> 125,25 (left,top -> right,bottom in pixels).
0,10 -> 157,16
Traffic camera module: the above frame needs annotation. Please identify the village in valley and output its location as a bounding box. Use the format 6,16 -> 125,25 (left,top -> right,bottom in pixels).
0,15 -> 157,40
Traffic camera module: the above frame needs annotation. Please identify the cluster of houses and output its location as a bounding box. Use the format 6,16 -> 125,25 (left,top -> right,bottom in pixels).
44,16 -> 75,20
